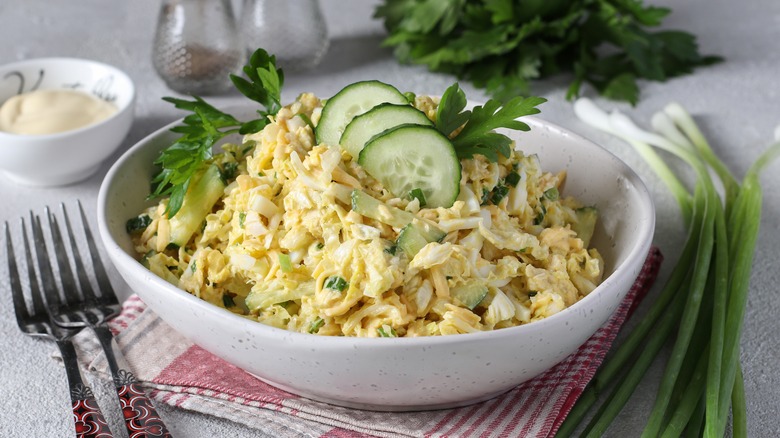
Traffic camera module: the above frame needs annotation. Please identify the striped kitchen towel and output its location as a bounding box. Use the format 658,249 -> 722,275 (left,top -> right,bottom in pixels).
76,246 -> 662,438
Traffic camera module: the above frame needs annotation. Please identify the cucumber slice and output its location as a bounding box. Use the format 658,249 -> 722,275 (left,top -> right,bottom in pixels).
358,124 -> 461,208
451,280 -> 488,310
316,80 -> 408,146
341,103 -> 432,159
572,206 -> 598,248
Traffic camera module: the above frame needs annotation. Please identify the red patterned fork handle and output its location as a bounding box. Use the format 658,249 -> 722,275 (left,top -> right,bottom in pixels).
58,340 -> 113,438
93,326 -> 172,438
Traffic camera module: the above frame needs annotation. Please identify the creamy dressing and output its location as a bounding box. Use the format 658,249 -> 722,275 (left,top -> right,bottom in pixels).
0,89 -> 117,135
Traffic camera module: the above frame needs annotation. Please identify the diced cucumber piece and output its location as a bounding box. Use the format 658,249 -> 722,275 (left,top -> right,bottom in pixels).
397,224 -> 428,257
351,189 -> 445,257
451,280 -> 488,310
340,103 -> 432,159
316,80 -> 408,146
358,124 -> 461,208
413,219 -> 446,243
572,206 -> 598,248
351,189 -> 415,229
168,164 -> 226,247
396,221 -> 446,257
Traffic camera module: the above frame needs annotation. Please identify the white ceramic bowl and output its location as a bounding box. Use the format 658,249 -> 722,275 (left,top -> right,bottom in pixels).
0,57 -> 135,186
97,110 -> 654,411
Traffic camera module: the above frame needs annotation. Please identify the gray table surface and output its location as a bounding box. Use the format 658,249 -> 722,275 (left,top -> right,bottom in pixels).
1,0 -> 778,436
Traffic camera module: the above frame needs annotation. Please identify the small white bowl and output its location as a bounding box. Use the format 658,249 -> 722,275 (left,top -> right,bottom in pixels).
98,108 -> 654,411
0,57 -> 135,186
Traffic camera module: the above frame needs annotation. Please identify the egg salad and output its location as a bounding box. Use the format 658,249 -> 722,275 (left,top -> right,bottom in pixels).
129,89 -> 604,338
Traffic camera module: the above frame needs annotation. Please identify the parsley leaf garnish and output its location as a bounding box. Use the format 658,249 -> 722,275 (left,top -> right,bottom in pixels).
149,49 -> 284,218
436,82 -> 545,162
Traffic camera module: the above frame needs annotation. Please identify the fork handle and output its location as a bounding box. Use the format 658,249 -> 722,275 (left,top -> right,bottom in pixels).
93,326 -> 173,438
57,340 -> 114,438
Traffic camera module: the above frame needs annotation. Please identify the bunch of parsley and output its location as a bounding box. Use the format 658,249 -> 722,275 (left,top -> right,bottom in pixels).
374,0 -> 720,105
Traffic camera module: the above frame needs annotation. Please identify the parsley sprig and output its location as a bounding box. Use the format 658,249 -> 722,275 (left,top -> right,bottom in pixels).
149,49 -> 284,218
375,1 -> 720,105
435,83 -> 546,162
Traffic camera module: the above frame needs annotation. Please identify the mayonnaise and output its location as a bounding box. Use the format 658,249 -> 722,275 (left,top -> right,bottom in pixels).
0,89 -> 117,135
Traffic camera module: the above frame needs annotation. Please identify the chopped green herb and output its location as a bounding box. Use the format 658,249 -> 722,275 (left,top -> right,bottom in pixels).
504,171 -> 521,187
126,215 -> 152,234
219,162 -> 238,183
409,188 -> 427,207
375,1 -> 720,105
324,276 -> 348,292
278,253 -> 292,272
534,211 -> 545,225
481,187 -> 491,205
309,317 -> 325,334
190,261 -> 197,272
377,325 -> 397,338
490,184 -> 510,205
384,244 -> 398,256
257,171 -> 265,177
238,211 -> 246,228
544,187 -> 560,201
222,294 -> 236,308
316,242 -> 324,250
241,141 -> 256,156
528,291 -> 538,297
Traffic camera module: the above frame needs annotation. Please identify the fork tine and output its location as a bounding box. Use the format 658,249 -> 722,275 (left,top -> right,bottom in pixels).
6,221 -> 30,329
46,208 -> 84,305
77,201 -> 116,302
55,205 -> 97,301
26,214 -> 50,320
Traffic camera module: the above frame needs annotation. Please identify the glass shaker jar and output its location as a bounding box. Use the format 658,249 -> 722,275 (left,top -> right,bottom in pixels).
239,0 -> 330,72
152,0 -> 244,95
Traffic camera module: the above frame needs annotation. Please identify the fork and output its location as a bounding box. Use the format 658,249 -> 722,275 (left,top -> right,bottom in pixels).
6,218 -> 113,438
38,202 -> 173,438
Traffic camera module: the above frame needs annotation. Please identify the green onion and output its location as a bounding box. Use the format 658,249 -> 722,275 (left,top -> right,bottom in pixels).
324,276 -> 348,292
409,188 -> 427,207
126,214 -> 152,234
222,294 -> 235,308
505,171 -> 521,187
490,184 -> 509,205
543,187 -> 559,200
377,325 -> 397,337
238,211 -> 246,228
309,317 -> 324,334
563,98 -> 780,438
480,187 -> 490,205
278,253 -> 292,272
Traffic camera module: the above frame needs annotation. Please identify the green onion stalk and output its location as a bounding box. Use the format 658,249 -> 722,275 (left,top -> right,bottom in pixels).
555,98 -> 780,437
